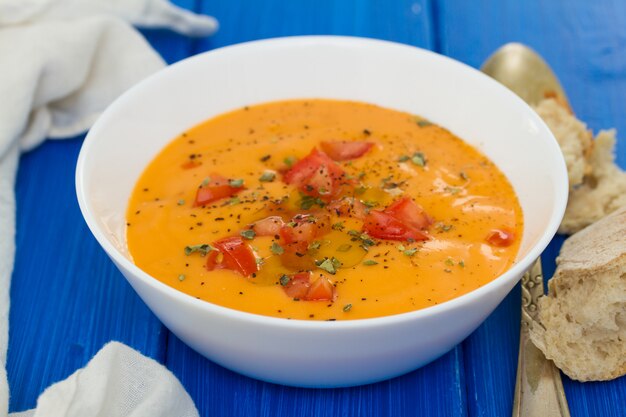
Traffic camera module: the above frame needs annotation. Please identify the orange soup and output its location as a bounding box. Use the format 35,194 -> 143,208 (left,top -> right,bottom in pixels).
127,99 -> 523,320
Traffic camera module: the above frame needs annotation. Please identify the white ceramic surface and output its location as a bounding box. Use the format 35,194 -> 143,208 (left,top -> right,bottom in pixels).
76,36 -> 568,387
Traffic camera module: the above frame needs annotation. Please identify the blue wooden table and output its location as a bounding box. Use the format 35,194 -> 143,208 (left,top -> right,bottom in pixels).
9,1 -> 626,415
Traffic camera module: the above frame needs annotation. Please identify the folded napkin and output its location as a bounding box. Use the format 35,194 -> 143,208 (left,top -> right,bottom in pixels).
0,0 -> 217,415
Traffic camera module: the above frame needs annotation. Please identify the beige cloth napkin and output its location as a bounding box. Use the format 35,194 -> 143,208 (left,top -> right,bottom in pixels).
0,0 -> 217,415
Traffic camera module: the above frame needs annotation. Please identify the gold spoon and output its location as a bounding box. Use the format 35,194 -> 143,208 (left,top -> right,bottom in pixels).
480,43 -> 571,417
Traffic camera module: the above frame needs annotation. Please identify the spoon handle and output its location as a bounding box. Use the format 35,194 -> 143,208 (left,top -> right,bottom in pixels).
512,259 -> 570,417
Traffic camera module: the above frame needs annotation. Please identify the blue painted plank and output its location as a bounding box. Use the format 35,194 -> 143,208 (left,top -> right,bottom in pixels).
195,0 -> 435,50
438,1 -> 626,416
167,334 -> 467,417
7,138 -> 166,412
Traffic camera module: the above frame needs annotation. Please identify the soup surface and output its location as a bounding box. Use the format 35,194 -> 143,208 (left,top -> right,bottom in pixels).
127,99 -> 523,320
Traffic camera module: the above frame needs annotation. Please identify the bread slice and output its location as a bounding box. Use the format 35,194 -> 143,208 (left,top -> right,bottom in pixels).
534,98 -> 593,190
529,205 -> 626,381
560,129 -> 626,234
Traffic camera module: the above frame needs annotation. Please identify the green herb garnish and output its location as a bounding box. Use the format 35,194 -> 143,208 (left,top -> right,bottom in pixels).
404,248 -> 418,257
279,274 -> 290,286
300,194 -> 326,210
270,242 -> 284,255
398,155 -> 410,162
316,257 -> 342,274
343,304 -> 352,312
200,177 -> 210,187
177,199 -> 185,206
229,178 -> 244,188
337,244 -> 352,252
308,241 -> 321,251
411,152 -> 426,167
332,222 -> 345,231
284,156 -> 297,167
178,274 -> 186,282
259,171 -> 276,182
363,260 -> 378,266
184,244 -> 214,256
417,119 -> 433,127
240,229 -> 256,240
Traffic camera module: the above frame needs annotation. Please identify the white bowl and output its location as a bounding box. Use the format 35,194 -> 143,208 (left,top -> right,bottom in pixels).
76,36 -> 568,387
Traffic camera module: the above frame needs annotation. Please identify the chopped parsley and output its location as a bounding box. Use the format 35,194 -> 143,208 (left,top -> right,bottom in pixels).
316,257 -> 342,274
300,194 -> 326,210
403,248 -> 418,257
259,171 -> 276,182
177,199 -> 185,206
200,177 -> 211,187
184,244 -> 214,256
240,229 -> 256,240
307,241 -> 321,251
411,152 -> 426,167
279,274 -> 290,286
445,258 -> 455,266
178,274 -> 186,282
229,178 -> 244,188
398,155 -> 410,162
343,304 -> 353,312
417,119 -> 433,127
270,242 -> 284,255
227,197 -> 241,206
363,260 -> 378,266
332,222 -> 345,231
284,156 -> 297,167
337,244 -> 352,252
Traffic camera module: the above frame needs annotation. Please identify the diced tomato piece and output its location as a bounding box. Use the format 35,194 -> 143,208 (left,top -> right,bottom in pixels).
279,213 -> 331,244
327,197 -> 368,220
363,210 -> 429,241
384,197 -> 433,230
485,229 -> 515,247
194,174 -> 244,206
205,236 -> 258,277
252,216 -> 284,237
283,272 -> 311,299
181,160 -> 202,169
283,148 -> 349,200
320,141 -> 374,161
304,276 -> 336,301
282,272 -> 336,301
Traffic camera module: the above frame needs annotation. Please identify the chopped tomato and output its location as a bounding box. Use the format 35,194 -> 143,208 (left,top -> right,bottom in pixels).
279,213 -> 331,244
305,276 -> 335,301
283,272 -> 311,299
320,141 -> 374,161
252,216 -> 284,237
384,197 -> 432,230
485,229 -> 515,247
283,148 -> 349,200
282,272 -> 335,301
205,236 -> 258,277
363,210 -> 429,242
327,197 -> 368,220
181,160 -> 202,169
194,174 -> 244,206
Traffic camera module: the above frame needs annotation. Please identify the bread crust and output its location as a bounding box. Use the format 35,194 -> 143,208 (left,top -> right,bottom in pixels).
530,206 -> 626,381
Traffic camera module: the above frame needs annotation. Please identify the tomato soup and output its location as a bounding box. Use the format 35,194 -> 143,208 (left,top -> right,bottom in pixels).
126,99 -> 523,320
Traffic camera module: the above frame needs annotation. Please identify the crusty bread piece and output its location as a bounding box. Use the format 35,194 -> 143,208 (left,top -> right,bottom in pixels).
534,98 -> 593,190
534,98 -> 626,234
529,205 -> 626,381
560,130 -> 626,234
